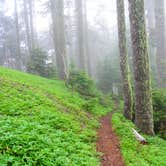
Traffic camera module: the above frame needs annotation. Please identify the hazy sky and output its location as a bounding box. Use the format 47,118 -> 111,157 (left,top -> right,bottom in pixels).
5,0 -> 118,32
87,0 -> 117,27
4,0 -> 166,33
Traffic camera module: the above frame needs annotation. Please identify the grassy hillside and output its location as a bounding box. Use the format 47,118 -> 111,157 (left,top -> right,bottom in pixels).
0,67 -> 112,166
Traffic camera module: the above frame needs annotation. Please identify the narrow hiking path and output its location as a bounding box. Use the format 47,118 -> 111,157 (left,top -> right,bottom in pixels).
96,113 -> 125,166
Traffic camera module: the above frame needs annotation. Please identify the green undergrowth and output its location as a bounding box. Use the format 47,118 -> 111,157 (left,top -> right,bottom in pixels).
112,111 -> 166,166
0,67 -> 113,165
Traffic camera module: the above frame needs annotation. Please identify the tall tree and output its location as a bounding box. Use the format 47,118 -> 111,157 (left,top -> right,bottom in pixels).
155,0 -> 166,88
128,0 -> 154,135
75,0 -> 86,70
83,0 -> 91,76
50,0 -> 68,80
145,0 -> 155,32
144,0 -> 157,82
65,0 -> 74,62
116,0 -> 132,120
0,13 -> 16,68
14,0 -> 22,70
23,0 -> 31,57
28,0 -> 35,49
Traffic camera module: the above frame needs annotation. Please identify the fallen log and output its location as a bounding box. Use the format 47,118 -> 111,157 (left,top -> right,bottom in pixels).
132,128 -> 148,144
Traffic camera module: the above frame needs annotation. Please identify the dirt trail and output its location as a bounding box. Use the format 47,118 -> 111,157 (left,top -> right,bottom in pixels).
96,113 -> 125,166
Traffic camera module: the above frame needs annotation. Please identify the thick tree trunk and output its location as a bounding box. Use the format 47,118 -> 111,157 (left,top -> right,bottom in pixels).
75,0 -> 86,70
50,0 -> 68,80
155,0 -> 166,88
14,0 -> 22,70
116,0 -> 133,120
128,0 -> 154,135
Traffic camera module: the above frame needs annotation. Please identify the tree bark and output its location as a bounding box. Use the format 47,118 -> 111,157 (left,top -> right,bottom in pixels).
83,0 -> 91,76
116,0 -> 133,120
155,0 -> 166,88
144,0 -> 157,83
128,0 -> 154,135
23,0 -> 31,57
50,0 -> 68,80
28,0 -> 35,49
14,0 -> 22,70
75,0 -> 86,70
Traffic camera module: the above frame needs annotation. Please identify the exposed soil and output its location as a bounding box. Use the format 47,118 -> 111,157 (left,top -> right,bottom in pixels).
96,113 -> 125,166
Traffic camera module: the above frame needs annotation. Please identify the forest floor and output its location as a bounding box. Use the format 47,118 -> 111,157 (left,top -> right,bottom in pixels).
96,113 -> 125,166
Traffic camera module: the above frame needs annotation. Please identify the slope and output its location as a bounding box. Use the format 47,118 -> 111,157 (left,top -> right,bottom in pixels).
0,67 -> 111,166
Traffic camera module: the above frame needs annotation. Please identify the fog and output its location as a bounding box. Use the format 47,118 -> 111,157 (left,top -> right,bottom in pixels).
0,0 -> 166,90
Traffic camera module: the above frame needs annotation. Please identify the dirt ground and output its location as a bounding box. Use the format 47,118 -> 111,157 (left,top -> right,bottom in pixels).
96,113 -> 125,166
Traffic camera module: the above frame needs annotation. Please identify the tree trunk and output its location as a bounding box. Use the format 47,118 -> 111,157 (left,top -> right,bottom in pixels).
144,0 -> 157,84
116,0 -> 133,120
155,0 -> 166,88
14,0 -> 22,70
75,0 -> 86,70
83,0 -> 91,76
128,0 -> 154,135
50,0 -> 68,80
28,0 -> 35,49
23,0 -> 31,57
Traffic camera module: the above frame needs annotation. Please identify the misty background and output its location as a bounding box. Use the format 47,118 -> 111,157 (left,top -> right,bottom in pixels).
0,0 -> 166,93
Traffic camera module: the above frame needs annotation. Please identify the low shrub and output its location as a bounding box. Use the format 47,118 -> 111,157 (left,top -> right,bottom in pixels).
67,69 -> 97,97
152,89 -> 166,139
27,48 -> 57,79
27,48 -> 48,77
98,94 -> 115,108
82,98 -> 99,111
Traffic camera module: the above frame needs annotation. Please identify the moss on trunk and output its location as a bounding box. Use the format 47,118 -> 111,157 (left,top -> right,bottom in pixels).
128,0 -> 154,135
116,0 -> 133,120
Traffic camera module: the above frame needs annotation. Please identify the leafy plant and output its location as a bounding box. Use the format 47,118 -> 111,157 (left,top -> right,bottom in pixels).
67,69 -> 97,97
45,63 -> 57,79
152,89 -> 166,139
82,98 -> 98,111
27,47 -> 48,76
27,48 -> 56,79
